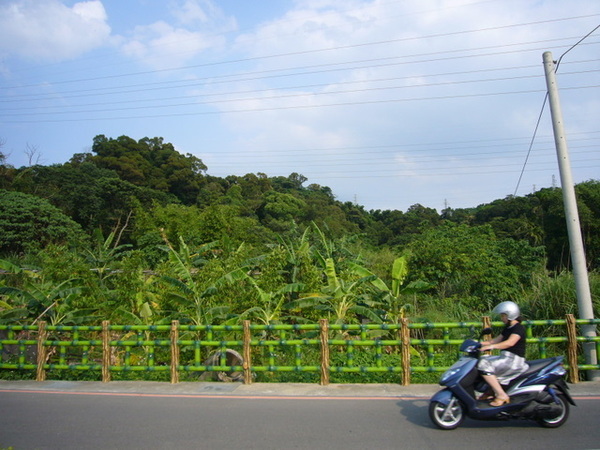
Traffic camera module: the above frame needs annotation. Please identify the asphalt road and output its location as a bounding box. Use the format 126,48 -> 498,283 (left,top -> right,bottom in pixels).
1,381 -> 599,449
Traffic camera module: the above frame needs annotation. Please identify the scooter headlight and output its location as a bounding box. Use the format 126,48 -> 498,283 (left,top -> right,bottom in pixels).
441,367 -> 461,384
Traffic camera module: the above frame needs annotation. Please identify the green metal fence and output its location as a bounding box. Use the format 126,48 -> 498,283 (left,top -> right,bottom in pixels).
0,315 -> 598,385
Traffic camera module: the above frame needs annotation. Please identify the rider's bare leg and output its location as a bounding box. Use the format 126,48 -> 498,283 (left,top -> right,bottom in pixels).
482,374 -> 509,402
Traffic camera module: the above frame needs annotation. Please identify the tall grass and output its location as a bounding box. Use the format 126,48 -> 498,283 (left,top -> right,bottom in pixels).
522,271 -> 599,320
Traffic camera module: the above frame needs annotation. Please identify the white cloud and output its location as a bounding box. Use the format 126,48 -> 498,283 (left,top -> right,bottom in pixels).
119,0 -> 236,71
0,0 -> 110,62
121,21 -> 221,69
169,0 -> 216,26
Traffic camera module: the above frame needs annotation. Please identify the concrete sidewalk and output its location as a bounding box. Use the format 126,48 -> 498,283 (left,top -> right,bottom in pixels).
1,379 -> 599,398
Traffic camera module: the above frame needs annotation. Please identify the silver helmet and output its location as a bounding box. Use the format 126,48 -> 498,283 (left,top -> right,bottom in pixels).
493,301 -> 520,321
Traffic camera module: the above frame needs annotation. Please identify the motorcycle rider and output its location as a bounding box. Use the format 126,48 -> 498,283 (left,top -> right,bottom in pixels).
478,301 -> 528,406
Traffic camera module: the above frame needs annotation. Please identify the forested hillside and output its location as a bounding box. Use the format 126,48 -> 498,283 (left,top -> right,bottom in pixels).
1,135 -> 598,326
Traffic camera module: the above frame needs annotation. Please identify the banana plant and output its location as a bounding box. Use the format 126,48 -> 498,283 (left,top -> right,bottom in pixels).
347,255 -> 431,324
276,227 -> 313,284
221,267 -> 305,327
157,236 -> 229,325
83,228 -> 132,281
0,275 -> 86,325
0,260 -> 29,324
285,254 -> 384,334
112,268 -> 162,326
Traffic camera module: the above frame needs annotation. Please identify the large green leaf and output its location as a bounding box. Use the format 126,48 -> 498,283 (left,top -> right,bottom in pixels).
0,308 -> 29,323
324,258 -> 339,290
346,261 -> 388,292
391,256 -> 409,297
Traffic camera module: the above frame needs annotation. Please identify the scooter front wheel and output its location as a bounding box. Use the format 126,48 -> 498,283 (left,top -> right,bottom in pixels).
429,396 -> 465,430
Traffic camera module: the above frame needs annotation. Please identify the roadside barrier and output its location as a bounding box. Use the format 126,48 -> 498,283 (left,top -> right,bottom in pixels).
0,315 -> 598,385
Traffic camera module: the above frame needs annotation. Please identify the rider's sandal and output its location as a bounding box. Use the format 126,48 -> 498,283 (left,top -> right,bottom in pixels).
489,396 -> 510,407
477,392 -> 494,401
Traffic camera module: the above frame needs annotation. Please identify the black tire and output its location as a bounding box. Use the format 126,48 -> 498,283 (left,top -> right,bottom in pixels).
537,393 -> 570,428
429,397 -> 465,430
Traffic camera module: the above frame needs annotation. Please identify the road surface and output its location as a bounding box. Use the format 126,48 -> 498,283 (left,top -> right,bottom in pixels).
1,385 -> 599,449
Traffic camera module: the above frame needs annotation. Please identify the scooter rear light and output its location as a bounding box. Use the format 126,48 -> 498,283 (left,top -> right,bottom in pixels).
548,365 -> 567,377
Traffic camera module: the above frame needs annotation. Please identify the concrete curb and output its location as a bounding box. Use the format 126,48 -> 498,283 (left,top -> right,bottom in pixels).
1,380 -> 599,398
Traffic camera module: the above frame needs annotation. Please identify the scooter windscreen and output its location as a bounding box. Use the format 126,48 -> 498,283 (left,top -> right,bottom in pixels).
459,339 -> 481,353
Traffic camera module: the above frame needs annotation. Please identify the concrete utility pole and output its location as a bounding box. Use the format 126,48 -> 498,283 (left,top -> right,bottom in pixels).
542,51 -> 598,379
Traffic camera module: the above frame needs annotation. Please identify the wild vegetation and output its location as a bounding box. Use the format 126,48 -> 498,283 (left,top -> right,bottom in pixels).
1,135 -> 599,329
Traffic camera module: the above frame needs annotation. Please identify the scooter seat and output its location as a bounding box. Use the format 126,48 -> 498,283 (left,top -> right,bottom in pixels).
505,357 -> 560,387
522,357 -> 559,375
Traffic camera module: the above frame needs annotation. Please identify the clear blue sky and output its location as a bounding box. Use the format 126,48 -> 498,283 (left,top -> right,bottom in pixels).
1,0 -> 598,212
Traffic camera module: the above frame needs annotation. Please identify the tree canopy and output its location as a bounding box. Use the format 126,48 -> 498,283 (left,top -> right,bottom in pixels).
0,190 -> 86,254
0,134 -> 598,328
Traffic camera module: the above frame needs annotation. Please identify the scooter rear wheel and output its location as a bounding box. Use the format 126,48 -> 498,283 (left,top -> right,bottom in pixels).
429,397 -> 465,430
536,393 -> 570,428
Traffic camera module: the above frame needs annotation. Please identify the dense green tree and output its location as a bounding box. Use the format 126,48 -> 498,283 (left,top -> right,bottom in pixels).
196,176 -> 227,207
473,195 -> 545,245
576,180 -> 600,268
258,191 -> 307,232
91,135 -> 207,204
228,173 -> 273,213
0,190 -> 87,255
405,222 -> 545,310
270,172 -> 308,191
368,203 -> 440,247
5,161 -> 174,235
0,150 -> 17,190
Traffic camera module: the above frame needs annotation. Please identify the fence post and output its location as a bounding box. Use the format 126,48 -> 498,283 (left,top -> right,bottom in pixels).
400,317 -> 410,386
479,316 -> 493,357
482,316 -> 491,334
243,320 -> 252,385
36,321 -> 47,382
565,314 -> 579,383
319,319 -> 330,385
102,320 -> 111,383
170,320 -> 180,384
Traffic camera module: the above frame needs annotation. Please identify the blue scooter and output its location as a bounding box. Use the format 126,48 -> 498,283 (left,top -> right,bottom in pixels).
429,328 -> 576,430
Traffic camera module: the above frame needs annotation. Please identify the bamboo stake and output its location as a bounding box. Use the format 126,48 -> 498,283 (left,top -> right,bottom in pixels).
102,320 -> 111,382
400,317 -> 410,386
566,314 -> 579,383
36,321 -> 47,382
243,320 -> 252,385
319,319 -> 330,385
170,320 -> 180,384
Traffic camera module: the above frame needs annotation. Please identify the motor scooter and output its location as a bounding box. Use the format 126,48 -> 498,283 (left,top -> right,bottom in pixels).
429,328 -> 576,430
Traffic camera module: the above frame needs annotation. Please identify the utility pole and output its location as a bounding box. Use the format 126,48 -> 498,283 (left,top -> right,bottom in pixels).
543,51 -> 598,380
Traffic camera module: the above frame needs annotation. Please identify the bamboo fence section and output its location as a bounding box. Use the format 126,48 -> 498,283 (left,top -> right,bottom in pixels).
0,315 -> 598,385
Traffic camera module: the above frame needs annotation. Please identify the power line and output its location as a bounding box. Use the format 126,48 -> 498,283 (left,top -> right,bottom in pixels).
203,132 -> 599,156
5,69 -> 599,114
3,84 -> 598,122
4,39 -> 596,102
3,13 -> 598,90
